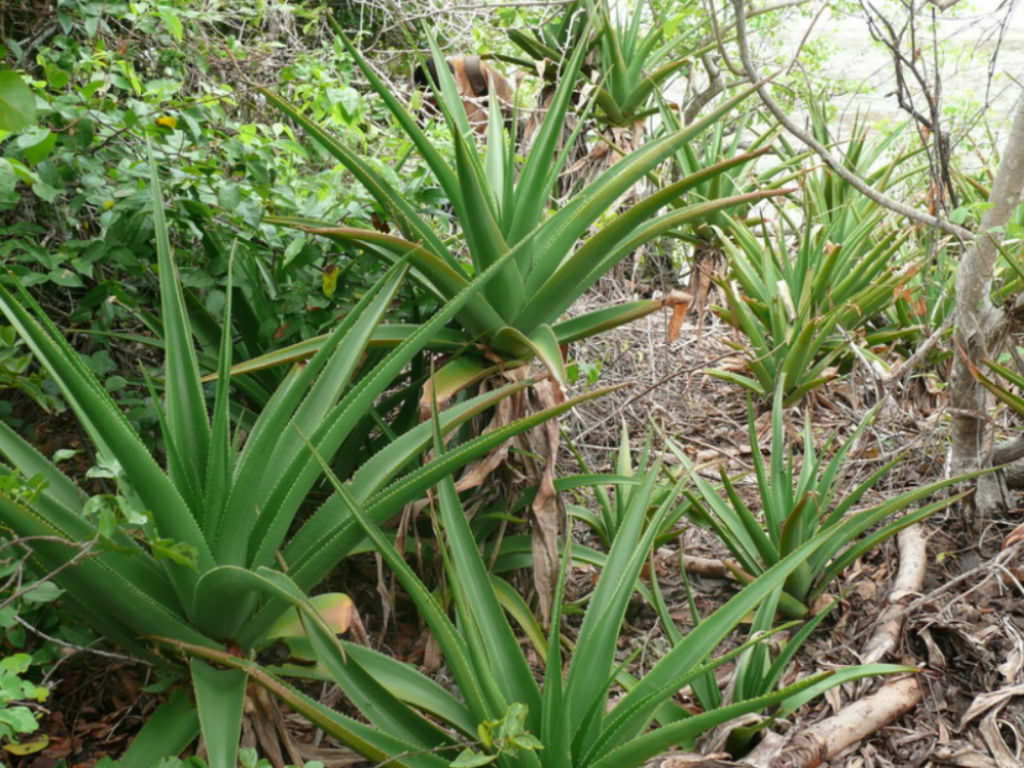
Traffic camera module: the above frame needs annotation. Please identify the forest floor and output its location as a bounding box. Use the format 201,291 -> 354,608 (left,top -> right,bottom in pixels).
563,268 -> 1024,767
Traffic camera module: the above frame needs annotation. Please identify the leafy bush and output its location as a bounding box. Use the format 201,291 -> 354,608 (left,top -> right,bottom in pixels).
0,652 -> 49,752
1,0 -> 443,404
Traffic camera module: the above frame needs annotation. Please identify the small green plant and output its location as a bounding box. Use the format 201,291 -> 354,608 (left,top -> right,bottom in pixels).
452,702 -> 544,767
565,422 -> 690,549
651,556 -> 910,756
0,324 -> 63,417
709,116 -> 922,404
677,380 -> 974,617
0,653 -> 48,751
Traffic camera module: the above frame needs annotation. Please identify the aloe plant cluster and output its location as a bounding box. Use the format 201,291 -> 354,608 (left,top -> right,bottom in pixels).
0,1 -> 978,765
0,169 -> 600,765
249,19 -> 783,401
710,115 -> 928,404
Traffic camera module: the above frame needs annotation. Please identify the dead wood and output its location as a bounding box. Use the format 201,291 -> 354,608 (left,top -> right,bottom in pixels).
745,677 -> 923,768
862,524 -> 928,664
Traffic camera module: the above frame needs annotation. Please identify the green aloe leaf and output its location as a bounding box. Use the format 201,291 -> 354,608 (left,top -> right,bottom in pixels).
191,659 -> 246,768
116,689 -> 198,768
152,162 -> 210,517
158,640 -> 448,768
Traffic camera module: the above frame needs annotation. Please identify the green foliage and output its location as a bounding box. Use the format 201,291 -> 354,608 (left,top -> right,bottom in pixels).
0,324 -> 63,418
678,381 -> 974,616
0,172 -> 595,765
710,117 -> 922,404
1,0 -> 439,401
164,424 -> 853,768
653,552 -> 910,755
565,421 -> 691,549
589,0 -> 695,127
969,356 -> 1024,420
254,22 -> 780,399
0,653 -> 48,746
0,70 -> 36,132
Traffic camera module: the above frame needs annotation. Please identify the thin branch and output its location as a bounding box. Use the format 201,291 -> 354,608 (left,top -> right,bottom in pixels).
727,0 -> 973,240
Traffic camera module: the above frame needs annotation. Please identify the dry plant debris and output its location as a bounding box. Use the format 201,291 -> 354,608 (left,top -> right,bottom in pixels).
563,280 -> 1024,767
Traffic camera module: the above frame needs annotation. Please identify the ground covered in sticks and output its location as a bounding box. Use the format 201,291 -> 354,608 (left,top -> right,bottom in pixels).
564,274 -> 1024,768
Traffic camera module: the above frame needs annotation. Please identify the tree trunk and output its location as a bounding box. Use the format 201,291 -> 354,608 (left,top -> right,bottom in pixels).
950,97 -> 1024,514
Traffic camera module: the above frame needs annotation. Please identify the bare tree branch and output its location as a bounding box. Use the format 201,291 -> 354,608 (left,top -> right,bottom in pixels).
726,0 -> 973,240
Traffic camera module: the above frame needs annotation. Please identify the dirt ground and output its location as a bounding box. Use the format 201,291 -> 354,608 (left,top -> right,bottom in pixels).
562,270 -> 1024,768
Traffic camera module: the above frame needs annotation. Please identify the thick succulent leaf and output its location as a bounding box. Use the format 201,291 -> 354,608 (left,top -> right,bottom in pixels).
191,659 -> 246,768
777,664 -> 916,716
489,325 -> 565,383
237,566 -> 456,749
243,247 -> 526,571
350,379 -> 529,499
216,262 -> 408,566
151,163 -> 210,515
0,282 -> 214,577
260,87 -> 456,274
585,528 -> 862,757
451,122 -> 525,316
329,22 -> 459,203
588,674 -> 832,767
485,89 -> 513,223
211,322 -> 472,382
527,189 -> 789,328
509,28 -> 591,244
241,384 -> 621,647
202,248 -> 235,535
325,477 -> 494,719
540,536 -> 573,768
522,82 -> 763,276
553,299 -> 667,344
117,689 -> 199,768
0,493 -> 214,651
265,217 -> 508,325
159,640 -> 449,768
342,643 -> 477,736
430,416 -> 543,728
418,357 -> 511,413
564,468 -> 675,751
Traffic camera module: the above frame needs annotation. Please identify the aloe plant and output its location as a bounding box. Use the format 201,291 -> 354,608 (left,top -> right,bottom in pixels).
0,171 -> 604,767
157,413 -> 880,768
709,113 -> 927,404
678,381 -> 976,617
580,0 -> 692,128
241,22 -> 784,401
